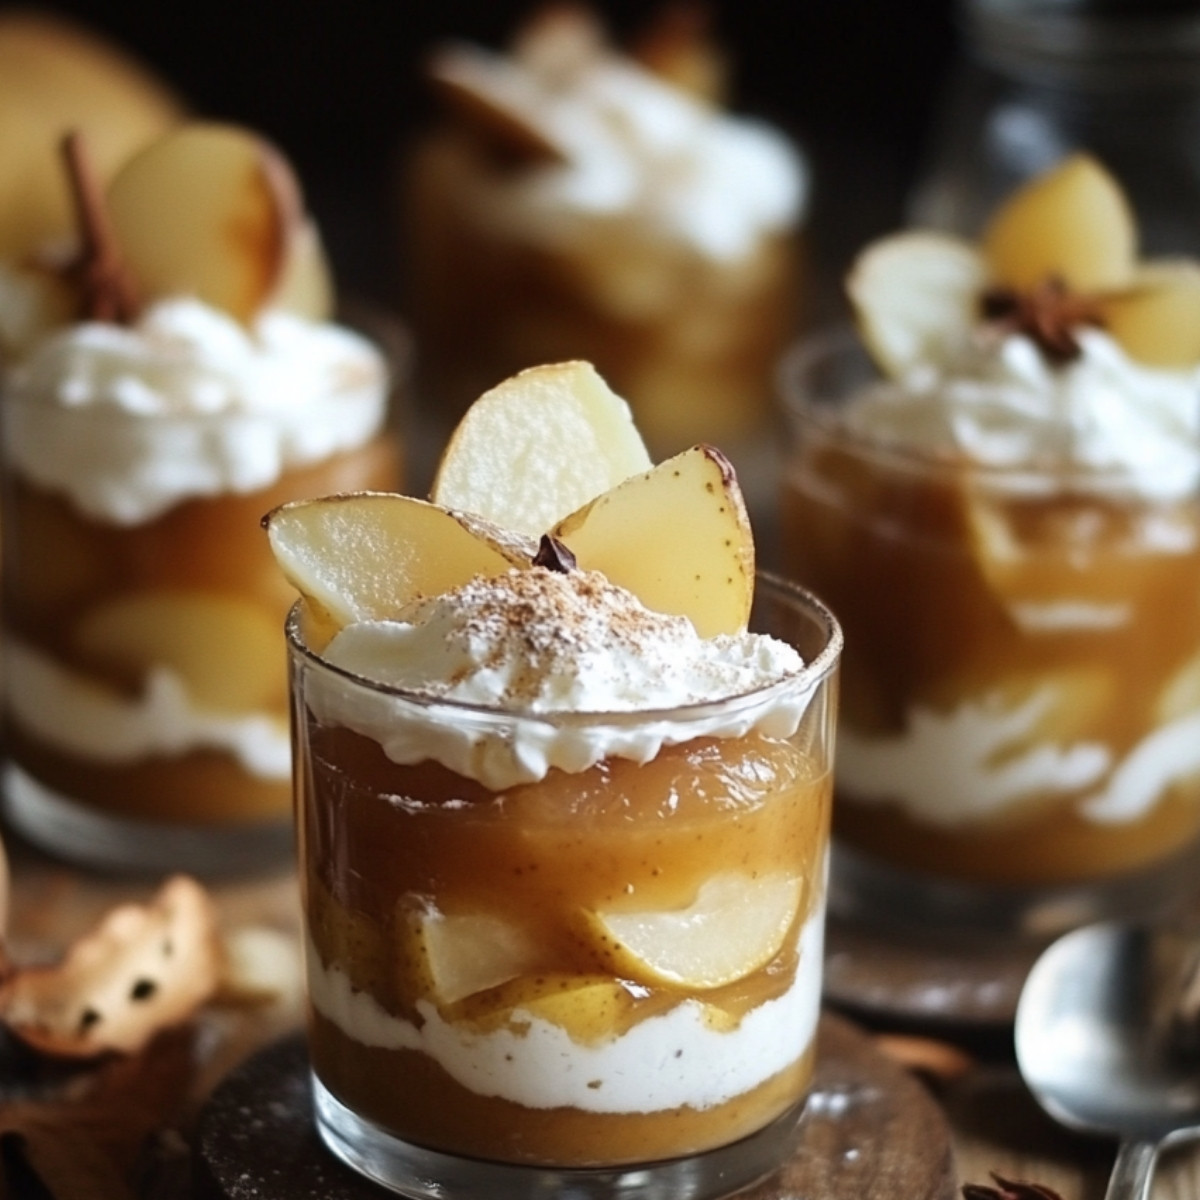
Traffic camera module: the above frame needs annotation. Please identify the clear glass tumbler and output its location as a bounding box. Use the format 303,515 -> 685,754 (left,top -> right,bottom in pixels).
287,573 -> 840,1200
779,327 -> 1200,940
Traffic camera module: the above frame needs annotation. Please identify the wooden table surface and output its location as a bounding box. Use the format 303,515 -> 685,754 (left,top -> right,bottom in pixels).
3,839 -> 1199,1200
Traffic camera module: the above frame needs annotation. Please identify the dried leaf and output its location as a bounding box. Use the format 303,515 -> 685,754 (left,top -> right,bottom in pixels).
962,1171 -> 1067,1200
0,1026 -> 195,1200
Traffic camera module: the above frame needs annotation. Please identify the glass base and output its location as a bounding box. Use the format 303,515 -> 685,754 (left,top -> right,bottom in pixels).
830,837 -> 1200,944
2,763 -> 293,876
311,1074 -> 805,1200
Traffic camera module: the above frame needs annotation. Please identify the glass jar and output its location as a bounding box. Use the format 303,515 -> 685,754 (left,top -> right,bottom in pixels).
779,327 -> 1200,940
910,0 -> 1200,255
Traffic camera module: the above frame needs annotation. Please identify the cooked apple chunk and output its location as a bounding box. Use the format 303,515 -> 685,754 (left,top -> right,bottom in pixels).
577,871 -> 802,990
72,590 -> 284,712
455,974 -> 649,1044
106,121 -> 311,325
551,444 -> 754,637
397,905 -> 544,1007
431,361 -> 652,537
264,492 -> 518,637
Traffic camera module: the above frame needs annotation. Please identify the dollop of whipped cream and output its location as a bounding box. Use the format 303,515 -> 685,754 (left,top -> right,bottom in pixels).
450,45 -> 806,262
309,568 -> 812,789
3,296 -> 388,524
847,329 -> 1200,499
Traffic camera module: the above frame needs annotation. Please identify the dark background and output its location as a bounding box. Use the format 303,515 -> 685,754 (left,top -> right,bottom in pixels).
3,0 -> 961,316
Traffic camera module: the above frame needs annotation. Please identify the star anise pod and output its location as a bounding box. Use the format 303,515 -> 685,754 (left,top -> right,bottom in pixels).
962,1171 -> 1066,1200
57,131 -> 140,325
979,277 -> 1105,365
533,534 -> 577,573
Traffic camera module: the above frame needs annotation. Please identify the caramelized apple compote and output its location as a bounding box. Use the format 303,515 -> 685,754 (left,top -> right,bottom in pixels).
299,721 -> 829,1165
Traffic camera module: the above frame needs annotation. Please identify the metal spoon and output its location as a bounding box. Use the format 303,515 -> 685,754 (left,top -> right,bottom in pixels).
1014,921 -> 1200,1200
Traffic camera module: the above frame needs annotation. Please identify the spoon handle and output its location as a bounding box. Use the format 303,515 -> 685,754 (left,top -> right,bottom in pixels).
1103,1138 -> 1159,1200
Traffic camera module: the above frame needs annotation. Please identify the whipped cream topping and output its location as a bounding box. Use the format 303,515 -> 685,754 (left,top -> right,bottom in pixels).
308,899 -> 824,1115
845,329 -> 1200,500
446,41 -> 806,262
2,297 -> 388,524
307,568 -> 813,789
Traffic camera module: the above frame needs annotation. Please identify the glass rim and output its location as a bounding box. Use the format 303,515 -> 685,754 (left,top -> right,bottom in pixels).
777,322 -> 1198,495
285,570 -> 842,729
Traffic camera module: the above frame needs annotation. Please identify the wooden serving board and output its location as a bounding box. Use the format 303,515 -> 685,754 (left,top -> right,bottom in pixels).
191,1013 -> 957,1200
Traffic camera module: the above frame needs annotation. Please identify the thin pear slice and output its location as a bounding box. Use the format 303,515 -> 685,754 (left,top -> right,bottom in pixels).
550,444 -> 753,637
580,871 -> 802,991
107,121 -> 303,324
431,361 -> 653,537
264,492 -> 518,634
847,231 -> 987,379
72,590 -> 283,712
982,154 -> 1136,294
398,903 -> 542,1006
1096,260 -> 1200,368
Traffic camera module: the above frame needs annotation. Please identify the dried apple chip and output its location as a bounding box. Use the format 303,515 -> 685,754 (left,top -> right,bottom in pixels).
0,875 -> 221,1057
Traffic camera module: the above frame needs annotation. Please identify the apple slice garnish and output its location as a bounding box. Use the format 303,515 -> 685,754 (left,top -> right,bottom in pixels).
847,231 -> 987,380
105,121 -> 306,325
578,871 -> 801,991
981,153 -> 1136,294
428,43 -> 570,166
430,361 -> 653,537
550,443 -> 754,637
1095,260 -> 1200,368
263,492 -> 521,641
72,590 -> 284,712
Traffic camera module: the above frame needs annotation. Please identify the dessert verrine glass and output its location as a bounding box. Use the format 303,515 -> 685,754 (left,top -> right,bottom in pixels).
288,570 -> 840,1200
780,323 -> 1200,935
405,7 -> 808,459
0,296 -> 399,873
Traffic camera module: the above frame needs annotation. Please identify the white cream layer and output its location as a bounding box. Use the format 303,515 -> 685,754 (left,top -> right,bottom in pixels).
308,902 -> 823,1115
838,688 -> 1200,827
3,298 -> 388,525
4,639 -> 291,779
